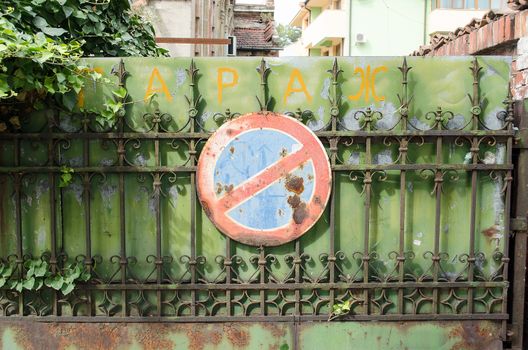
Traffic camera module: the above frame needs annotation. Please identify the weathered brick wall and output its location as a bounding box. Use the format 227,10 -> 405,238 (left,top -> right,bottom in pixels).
513,37 -> 528,99
414,10 -> 528,101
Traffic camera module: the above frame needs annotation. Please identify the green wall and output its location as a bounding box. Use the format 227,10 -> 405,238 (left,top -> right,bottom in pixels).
347,0 -> 427,55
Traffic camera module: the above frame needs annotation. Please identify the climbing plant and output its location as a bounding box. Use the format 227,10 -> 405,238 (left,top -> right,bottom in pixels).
0,0 -> 166,127
0,259 -> 91,295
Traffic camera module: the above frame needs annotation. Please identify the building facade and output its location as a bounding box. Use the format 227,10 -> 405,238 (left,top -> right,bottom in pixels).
133,0 -> 235,57
285,0 -> 509,56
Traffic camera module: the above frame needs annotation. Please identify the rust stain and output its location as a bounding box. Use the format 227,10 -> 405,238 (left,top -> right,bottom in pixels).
262,323 -> 287,338
216,182 -> 223,195
280,148 -> 288,157
229,146 -> 235,154
448,322 -> 499,350
201,201 -> 213,219
134,324 -> 174,350
285,175 -> 304,195
287,194 -> 301,208
7,322 -> 131,350
224,184 -> 234,193
481,225 -> 501,239
187,325 -> 223,350
225,324 -> 250,348
288,195 -> 308,225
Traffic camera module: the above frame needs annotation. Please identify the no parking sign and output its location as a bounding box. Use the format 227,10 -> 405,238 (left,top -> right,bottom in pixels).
197,112 -> 331,246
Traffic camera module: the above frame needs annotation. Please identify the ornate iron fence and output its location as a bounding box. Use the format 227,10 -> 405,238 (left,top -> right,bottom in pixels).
0,57 -> 515,329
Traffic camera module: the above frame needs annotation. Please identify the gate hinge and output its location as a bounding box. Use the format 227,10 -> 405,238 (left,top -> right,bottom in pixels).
514,128 -> 528,149
511,217 -> 528,232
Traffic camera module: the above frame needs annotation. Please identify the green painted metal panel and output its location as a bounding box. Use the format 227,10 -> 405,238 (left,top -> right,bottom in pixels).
0,320 -> 502,349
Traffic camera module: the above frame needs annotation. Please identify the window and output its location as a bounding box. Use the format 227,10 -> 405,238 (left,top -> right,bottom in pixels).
431,0 -> 507,9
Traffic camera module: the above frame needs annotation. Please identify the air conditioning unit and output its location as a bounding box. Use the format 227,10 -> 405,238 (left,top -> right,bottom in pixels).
355,33 -> 367,44
227,36 -> 237,56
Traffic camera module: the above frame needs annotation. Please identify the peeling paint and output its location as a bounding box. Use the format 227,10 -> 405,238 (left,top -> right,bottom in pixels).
373,149 -> 393,165
495,144 -> 505,164
58,115 -> 79,132
482,151 -> 496,165
135,154 -> 147,167
65,156 -> 83,167
446,114 -> 466,130
409,116 -> 430,130
100,184 -> 117,209
24,178 -> 50,207
347,152 -> 360,165
99,158 -> 115,166
175,68 -> 187,88
483,107 -> 505,130
67,183 -> 84,205
373,102 -> 397,130
320,77 -> 330,99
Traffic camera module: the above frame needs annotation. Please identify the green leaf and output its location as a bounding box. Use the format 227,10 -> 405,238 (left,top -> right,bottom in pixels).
14,281 -> 23,292
72,10 -> 87,20
34,278 -> 44,290
2,265 -> 13,278
41,27 -> 68,37
62,90 -> 77,111
33,16 -> 49,29
0,277 -> 6,288
35,51 -> 54,64
34,262 -> 48,277
56,72 -> 66,83
61,282 -> 75,295
45,275 -> 64,290
22,277 -> 35,290
62,6 -> 74,18
79,269 -> 91,282
111,87 -> 127,99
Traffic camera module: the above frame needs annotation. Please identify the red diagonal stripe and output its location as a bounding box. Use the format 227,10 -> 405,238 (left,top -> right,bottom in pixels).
217,147 -> 310,211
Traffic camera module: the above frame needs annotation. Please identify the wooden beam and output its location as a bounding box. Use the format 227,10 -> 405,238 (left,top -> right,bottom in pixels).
155,37 -> 230,45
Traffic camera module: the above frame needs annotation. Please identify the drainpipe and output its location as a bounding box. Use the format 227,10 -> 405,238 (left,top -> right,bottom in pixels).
348,0 -> 353,55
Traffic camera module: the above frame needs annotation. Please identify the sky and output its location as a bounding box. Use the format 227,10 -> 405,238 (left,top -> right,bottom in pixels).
275,0 -> 301,24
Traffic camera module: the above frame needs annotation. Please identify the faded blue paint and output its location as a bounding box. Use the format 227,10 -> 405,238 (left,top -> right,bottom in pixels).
214,129 -> 315,230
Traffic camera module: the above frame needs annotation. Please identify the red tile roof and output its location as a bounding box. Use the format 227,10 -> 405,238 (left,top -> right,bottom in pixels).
234,21 -> 278,50
411,9 -> 521,56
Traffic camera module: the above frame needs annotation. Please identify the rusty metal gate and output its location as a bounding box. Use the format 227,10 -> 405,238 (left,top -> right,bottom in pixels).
0,56 -> 525,349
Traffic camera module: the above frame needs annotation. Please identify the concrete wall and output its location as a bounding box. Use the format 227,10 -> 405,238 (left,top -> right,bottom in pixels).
279,40 -> 307,56
148,0 -> 194,57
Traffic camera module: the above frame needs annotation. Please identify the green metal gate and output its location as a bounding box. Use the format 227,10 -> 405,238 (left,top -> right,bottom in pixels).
0,56 -> 522,349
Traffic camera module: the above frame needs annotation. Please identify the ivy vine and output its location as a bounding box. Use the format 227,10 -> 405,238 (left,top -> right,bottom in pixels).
328,300 -> 352,321
0,259 -> 91,295
0,0 -> 166,128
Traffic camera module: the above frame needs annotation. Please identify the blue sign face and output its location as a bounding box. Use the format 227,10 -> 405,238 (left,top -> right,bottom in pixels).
197,112 -> 331,246
214,129 -> 315,230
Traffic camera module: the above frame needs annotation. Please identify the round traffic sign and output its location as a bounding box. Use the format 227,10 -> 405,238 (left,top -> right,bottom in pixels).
197,112 -> 331,246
